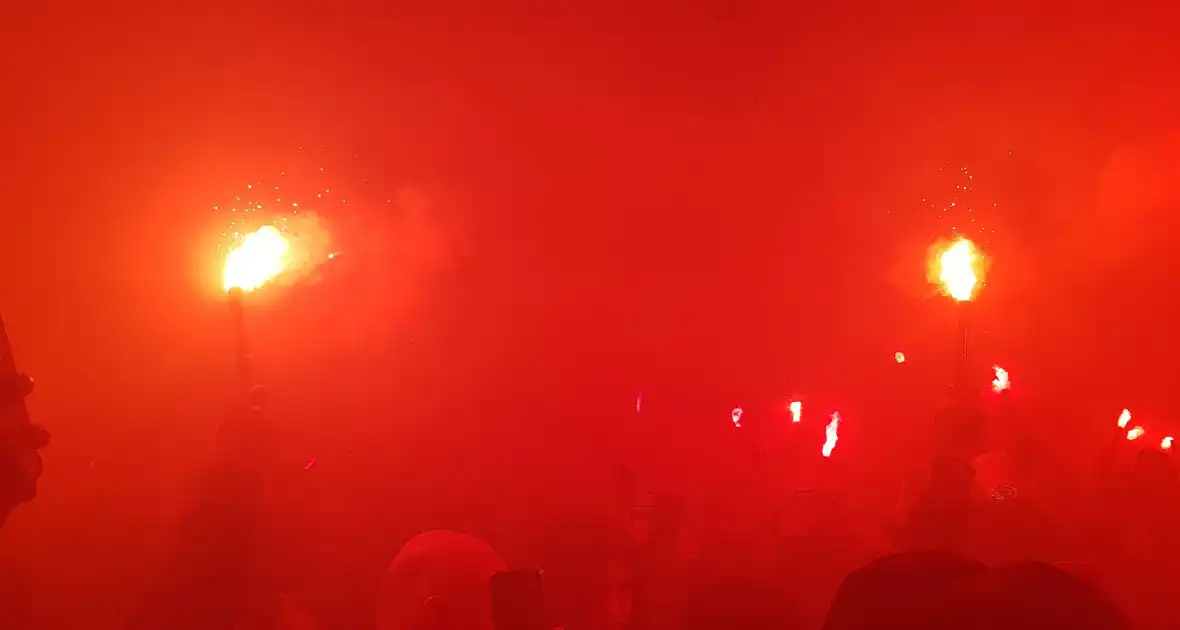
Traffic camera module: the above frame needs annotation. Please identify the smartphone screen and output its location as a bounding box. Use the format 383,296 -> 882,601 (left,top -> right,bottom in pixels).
490,568 -> 547,630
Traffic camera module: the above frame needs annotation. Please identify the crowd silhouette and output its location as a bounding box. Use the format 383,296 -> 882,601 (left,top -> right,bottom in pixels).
3,352 -> 1175,630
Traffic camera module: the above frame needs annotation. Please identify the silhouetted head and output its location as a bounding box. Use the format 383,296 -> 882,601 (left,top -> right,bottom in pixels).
940,561 -> 1128,630
378,531 -> 506,630
823,551 -> 986,630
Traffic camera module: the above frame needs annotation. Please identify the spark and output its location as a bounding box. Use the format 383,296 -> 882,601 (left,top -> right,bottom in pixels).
304,457 -> 317,470
788,400 -> 802,423
1117,409 -> 1132,429
822,412 -> 840,457
926,163 -> 998,248
731,407 -> 743,428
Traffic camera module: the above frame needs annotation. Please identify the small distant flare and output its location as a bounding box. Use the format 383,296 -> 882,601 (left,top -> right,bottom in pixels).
1162,436 -> 1173,451
789,400 -> 802,423
991,366 -> 1009,393
1117,408 -> 1132,429
731,407 -> 743,428
822,412 -> 840,457
895,352 -> 905,363
1127,426 -> 1146,441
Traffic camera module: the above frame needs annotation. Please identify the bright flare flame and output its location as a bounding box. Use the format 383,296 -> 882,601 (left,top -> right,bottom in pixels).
1127,426 -> 1146,441
1117,409 -> 1132,429
1161,436 -> 1173,451
936,238 -> 983,301
223,226 -> 290,292
789,400 -> 802,423
895,352 -> 905,363
822,412 -> 840,457
991,366 -> 1009,393
731,407 -> 743,428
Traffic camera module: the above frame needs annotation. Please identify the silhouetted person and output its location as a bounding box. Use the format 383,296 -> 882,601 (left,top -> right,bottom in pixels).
899,395 -> 988,552
542,516 -> 635,630
0,371 -> 48,529
629,492 -> 689,630
122,400 -> 276,630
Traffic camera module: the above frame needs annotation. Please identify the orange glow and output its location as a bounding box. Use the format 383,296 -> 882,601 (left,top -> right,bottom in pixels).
822,412 -> 840,457
894,352 -> 905,363
991,365 -> 1009,393
1117,408 -> 1131,429
788,400 -> 802,423
1127,426 -> 1146,441
932,237 -> 985,301
1161,436 -> 1173,451
223,226 -> 290,292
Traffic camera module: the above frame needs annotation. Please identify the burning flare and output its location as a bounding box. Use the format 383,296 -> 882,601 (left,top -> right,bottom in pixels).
933,237 -> 985,302
223,226 -> 290,292
788,400 -> 802,423
895,352 -> 905,363
991,366 -> 1009,393
731,407 -> 743,428
822,412 -> 840,457
1117,408 -> 1131,429
1161,436 -> 1173,451
1127,426 -> 1146,441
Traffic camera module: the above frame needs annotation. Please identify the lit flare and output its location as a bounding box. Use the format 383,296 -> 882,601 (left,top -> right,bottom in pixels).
895,352 -> 905,363
789,400 -> 802,423
934,238 -> 984,301
991,366 -> 1009,393
1117,409 -> 1131,429
223,225 -> 290,292
1127,426 -> 1146,441
822,412 -> 840,457
1161,436 -> 1173,451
